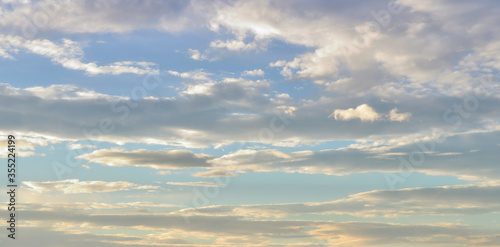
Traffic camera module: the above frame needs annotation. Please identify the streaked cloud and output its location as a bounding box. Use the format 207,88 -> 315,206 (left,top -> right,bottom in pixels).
192,170 -> 238,178
166,181 -> 226,187
185,185 -> 500,217
77,149 -> 213,169
23,179 -> 158,194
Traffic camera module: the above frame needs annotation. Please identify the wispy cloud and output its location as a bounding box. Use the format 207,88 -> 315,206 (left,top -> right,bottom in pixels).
0,35 -> 158,75
23,179 -> 158,194
166,181 -> 225,187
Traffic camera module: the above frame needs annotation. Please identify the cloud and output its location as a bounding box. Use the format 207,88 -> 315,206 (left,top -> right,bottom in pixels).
0,0 -> 213,34
7,227 -> 147,247
205,0 -> 500,99
0,35 -> 158,75
330,104 -> 381,122
242,69 -> 264,76
187,48 -> 204,61
269,60 -> 286,67
23,179 -> 158,194
192,170 -> 238,177
198,130 -> 500,183
22,201 -> 179,214
156,170 -> 172,175
0,83 -> 499,186
67,142 -> 97,150
330,104 -> 412,122
24,210 -> 309,237
166,181 -> 226,187
210,39 -> 257,51
17,209 -> 500,246
1,81 -> 498,150
77,149 -> 213,169
185,184 -> 500,218
167,69 -> 212,80
309,222 -> 487,246
2,1 -> 500,246
388,107 -> 411,122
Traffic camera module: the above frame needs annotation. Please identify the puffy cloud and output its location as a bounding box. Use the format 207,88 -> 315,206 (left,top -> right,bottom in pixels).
187,48 -> 204,61
205,0 -> 500,98
23,179 -> 158,194
330,104 -> 381,122
242,69 -> 264,76
388,107 -> 411,122
331,105 -> 412,122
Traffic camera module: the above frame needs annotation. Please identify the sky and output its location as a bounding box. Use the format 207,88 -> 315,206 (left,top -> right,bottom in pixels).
0,0 -> 500,246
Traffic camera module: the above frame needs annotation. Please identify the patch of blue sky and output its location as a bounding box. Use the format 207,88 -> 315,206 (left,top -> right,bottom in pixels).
0,50 -> 85,88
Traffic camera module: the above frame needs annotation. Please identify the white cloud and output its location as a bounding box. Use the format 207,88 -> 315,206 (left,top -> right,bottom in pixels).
210,39 -> 257,51
242,69 -> 264,76
330,104 -> 381,122
187,48 -> 203,60
204,0 -> 500,97
0,35 -> 158,75
167,69 -> 211,80
269,60 -> 286,67
330,105 -> 412,122
67,142 -> 97,150
388,107 -> 411,122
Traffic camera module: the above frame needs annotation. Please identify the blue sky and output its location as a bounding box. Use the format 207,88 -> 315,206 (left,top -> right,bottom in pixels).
1,0 -> 500,246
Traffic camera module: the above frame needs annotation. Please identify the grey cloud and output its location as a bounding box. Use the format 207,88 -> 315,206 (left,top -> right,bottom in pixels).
192,170 -> 238,177
77,148 -> 213,169
10,227 -> 148,247
186,185 -> 500,217
0,0 -> 214,34
70,130 -> 500,184
19,209 -> 500,246
1,82 -> 499,150
23,210 -> 309,236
